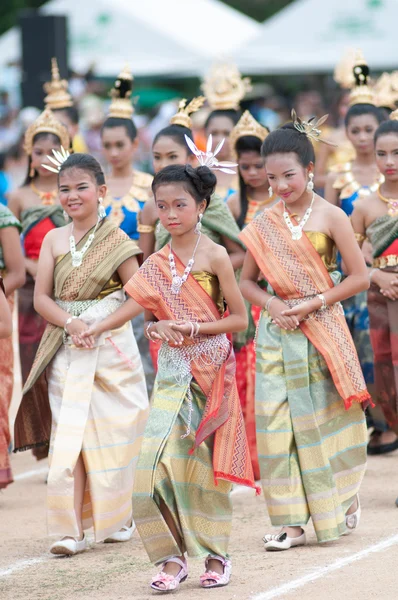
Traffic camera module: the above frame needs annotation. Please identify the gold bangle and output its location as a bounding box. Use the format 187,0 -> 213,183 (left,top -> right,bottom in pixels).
354,232 -> 366,243
137,223 -> 155,233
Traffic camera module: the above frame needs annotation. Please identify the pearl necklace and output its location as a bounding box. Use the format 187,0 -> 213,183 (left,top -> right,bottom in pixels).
69,220 -> 100,267
169,234 -> 202,294
283,193 -> 315,240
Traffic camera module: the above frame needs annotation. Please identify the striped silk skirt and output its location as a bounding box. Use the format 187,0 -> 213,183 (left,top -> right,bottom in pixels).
255,311 -> 367,543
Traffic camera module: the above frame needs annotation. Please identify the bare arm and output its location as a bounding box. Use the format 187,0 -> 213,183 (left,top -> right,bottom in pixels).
0,226 -> 25,295
221,235 -> 245,270
324,172 -> 339,206
0,287 -> 12,338
139,199 -> 157,260
34,231 -> 71,327
240,250 -> 299,330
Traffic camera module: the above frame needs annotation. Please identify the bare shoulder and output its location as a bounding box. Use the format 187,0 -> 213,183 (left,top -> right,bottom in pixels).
206,238 -> 229,264
319,197 -> 348,221
325,170 -> 338,186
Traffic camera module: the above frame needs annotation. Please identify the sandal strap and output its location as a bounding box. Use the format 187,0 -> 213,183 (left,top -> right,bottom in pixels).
205,554 -> 228,568
162,557 -> 186,570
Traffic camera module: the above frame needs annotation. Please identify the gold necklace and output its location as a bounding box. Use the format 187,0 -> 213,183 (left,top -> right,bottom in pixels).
377,187 -> 398,217
30,182 -> 57,205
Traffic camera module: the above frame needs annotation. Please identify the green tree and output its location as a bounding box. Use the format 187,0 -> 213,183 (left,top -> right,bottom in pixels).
0,0 -> 46,35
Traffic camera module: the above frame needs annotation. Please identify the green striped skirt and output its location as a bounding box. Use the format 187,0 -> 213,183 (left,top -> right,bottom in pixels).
256,311 -> 367,543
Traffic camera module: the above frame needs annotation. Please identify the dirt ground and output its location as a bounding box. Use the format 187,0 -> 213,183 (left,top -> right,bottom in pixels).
1,326 -> 398,600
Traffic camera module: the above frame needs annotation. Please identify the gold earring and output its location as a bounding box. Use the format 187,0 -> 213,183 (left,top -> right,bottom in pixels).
29,165 -> 35,178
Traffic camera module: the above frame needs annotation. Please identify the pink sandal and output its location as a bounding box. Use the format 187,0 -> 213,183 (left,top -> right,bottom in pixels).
200,554 -> 232,589
150,557 -> 188,593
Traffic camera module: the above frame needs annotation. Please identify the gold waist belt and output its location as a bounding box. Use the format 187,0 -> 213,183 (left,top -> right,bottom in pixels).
372,255 -> 398,268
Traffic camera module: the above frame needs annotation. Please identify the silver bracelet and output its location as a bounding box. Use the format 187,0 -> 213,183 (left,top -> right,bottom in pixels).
369,268 -> 378,283
317,294 -> 327,311
145,322 -> 156,340
64,315 -> 78,334
265,296 -> 277,312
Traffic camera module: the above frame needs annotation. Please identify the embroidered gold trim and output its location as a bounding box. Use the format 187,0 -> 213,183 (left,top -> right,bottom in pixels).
372,255 -> 398,268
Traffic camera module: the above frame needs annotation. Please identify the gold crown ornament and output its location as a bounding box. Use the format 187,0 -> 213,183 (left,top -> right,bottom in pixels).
170,96 -> 206,129
374,72 -> 396,110
108,64 -> 134,120
201,62 -> 251,110
229,110 -> 269,155
43,57 -> 73,110
333,48 -> 356,89
349,50 -> 375,106
23,108 -> 71,156
291,110 -> 336,147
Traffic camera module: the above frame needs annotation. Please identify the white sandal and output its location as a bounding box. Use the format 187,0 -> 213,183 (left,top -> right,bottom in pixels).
345,495 -> 361,534
151,557 -> 188,593
104,522 -> 136,543
200,554 -> 232,588
263,529 -> 306,551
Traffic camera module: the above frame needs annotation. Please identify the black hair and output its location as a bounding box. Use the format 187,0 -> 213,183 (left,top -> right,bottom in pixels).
58,153 -> 105,186
53,105 -> 79,125
261,122 -> 315,167
204,109 -> 241,130
152,164 -> 216,208
374,119 -> 398,145
153,124 -> 194,154
235,135 -> 263,229
101,116 -> 137,142
344,104 -> 386,128
24,132 -> 61,186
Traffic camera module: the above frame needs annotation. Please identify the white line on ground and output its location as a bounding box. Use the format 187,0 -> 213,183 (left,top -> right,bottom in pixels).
0,557 -> 47,578
14,467 -> 48,481
252,533 -> 398,600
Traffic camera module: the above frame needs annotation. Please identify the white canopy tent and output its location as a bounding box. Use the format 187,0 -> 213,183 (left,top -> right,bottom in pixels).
234,0 -> 397,74
0,0 -> 260,76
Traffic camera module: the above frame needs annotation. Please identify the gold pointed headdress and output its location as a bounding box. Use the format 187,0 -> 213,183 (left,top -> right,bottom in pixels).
374,72 -> 397,110
108,64 -> 134,120
333,49 -> 356,90
201,62 -> 251,110
23,108 -> 71,156
349,50 -> 375,106
170,96 -> 206,129
229,110 -> 269,155
291,110 -> 336,146
43,58 -> 73,110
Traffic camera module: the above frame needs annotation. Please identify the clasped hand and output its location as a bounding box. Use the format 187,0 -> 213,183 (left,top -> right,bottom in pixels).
268,298 -> 316,330
148,320 -> 193,345
67,318 -> 101,349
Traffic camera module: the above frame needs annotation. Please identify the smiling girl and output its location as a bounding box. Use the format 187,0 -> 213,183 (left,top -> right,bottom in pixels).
125,163 -> 255,592
351,114 -> 398,445
14,153 -> 149,556
240,114 -> 369,551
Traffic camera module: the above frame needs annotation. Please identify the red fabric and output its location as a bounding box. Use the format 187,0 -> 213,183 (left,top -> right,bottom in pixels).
381,239 -> 398,257
24,217 -> 56,259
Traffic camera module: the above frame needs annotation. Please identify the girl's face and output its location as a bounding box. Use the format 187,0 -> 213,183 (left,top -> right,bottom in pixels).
152,136 -> 195,173
205,115 -> 234,161
265,152 -> 312,206
238,150 -> 267,189
101,126 -> 137,169
31,137 -> 61,178
375,132 -> 398,181
155,183 -> 206,236
59,168 -> 107,222
346,114 -> 380,155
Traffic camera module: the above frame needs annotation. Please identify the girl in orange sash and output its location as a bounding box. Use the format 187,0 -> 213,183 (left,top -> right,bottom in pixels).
125,162 -> 255,592
240,113 -> 370,551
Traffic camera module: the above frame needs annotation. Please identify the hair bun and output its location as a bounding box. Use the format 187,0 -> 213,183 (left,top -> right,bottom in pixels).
185,165 -> 216,202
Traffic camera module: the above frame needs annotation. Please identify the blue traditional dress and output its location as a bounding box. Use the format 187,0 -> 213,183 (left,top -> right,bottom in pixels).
103,170 -> 153,239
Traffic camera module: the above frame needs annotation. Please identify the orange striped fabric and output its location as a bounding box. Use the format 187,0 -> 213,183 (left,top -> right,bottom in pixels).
125,247 -> 258,492
240,202 -> 371,410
